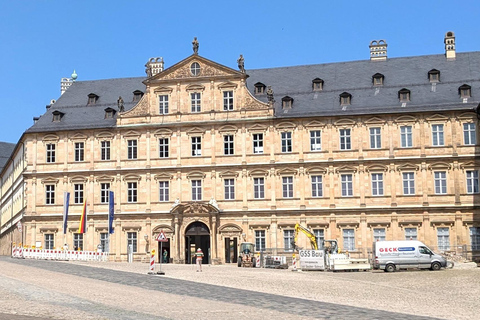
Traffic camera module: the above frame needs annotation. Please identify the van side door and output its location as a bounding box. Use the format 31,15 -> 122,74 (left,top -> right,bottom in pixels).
418,246 -> 433,269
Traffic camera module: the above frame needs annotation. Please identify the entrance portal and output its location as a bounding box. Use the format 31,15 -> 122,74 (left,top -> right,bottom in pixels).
224,237 -> 238,263
185,221 -> 210,264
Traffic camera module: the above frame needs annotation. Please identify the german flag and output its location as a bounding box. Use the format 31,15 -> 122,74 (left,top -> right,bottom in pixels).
78,199 -> 87,234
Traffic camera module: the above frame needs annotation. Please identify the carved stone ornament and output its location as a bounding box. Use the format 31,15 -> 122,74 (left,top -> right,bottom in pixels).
244,97 -> 267,109
162,63 -> 230,80
171,201 -> 220,216
123,95 -> 149,117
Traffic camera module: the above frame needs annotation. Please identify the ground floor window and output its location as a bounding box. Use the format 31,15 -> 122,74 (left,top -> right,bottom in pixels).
44,234 -> 54,250
313,229 -> 324,249
255,230 -> 266,251
373,228 -> 386,242
470,227 -> 480,250
343,229 -> 355,251
100,232 -> 109,252
437,227 -> 450,251
73,233 -> 83,251
405,227 -> 418,240
283,230 -> 294,251
127,232 -> 137,253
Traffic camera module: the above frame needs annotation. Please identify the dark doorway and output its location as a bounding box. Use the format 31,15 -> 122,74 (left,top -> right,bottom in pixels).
185,221 -> 210,264
224,237 -> 238,263
157,238 -> 170,263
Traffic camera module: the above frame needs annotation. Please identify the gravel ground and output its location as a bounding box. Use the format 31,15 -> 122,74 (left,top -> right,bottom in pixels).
0,257 -> 478,320
61,260 -> 479,319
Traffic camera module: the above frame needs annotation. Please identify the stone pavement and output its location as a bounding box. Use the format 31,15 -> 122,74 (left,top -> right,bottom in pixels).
0,256 -> 440,320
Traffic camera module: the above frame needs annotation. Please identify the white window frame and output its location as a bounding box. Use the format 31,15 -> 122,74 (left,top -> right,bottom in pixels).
191,92 -> 201,113
75,142 -> 84,162
400,126 -> 413,148
159,181 -> 169,202
159,138 -> 169,158
44,233 -> 54,250
282,176 -> 294,198
73,233 -> 83,251
437,227 -> 450,251
432,124 -> 444,146
343,229 -> 355,251
46,143 -> 56,163
253,177 -> 265,199
464,123 -> 476,145
403,172 -> 415,195
191,180 -> 202,201
339,129 -> 351,150
281,132 -> 292,153
224,135 -> 234,155
127,182 -> 137,203
310,130 -> 322,151
311,175 -> 323,197
470,227 -> 480,250
100,183 -> 110,204
74,184 -> 84,204
434,171 -> 447,194
370,127 -> 381,149
284,230 -> 294,251
45,184 -> 55,205
255,230 -> 266,251
341,174 -> 353,197
466,170 -> 480,194
101,140 -> 110,161
371,173 -> 384,196
191,137 -> 202,156
314,229 -> 324,249
127,232 -> 137,253
100,232 -> 109,252
159,95 -> 169,114
405,227 -> 418,240
127,139 -> 137,160
253,133 -> 264,154
224,178 -> 235,200
223,90 -> 234,111
373,228 -> 386,242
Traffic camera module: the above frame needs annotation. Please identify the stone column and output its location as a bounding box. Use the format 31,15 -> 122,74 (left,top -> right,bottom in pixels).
211,215 -> 217,263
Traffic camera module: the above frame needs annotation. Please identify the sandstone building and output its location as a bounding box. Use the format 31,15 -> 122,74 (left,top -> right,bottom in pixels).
1,32 -> 480,263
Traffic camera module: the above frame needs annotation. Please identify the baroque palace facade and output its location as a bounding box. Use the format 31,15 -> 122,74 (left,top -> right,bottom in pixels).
1,32 -> 480,263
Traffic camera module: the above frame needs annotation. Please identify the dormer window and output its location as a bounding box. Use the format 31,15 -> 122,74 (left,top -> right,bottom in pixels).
254,82 -> 266,95
312,78 -> 324,91
372,73 -> 384,86
428,69 -> 440,82
87,93 -> 99,105
282,96 -> 293,109
133,90 -> 144,102
459,84 -> 471,98
104,107 -> 116,119
398,88 -> 411,102
52,110 -> 64,122
339,92 -> 352,105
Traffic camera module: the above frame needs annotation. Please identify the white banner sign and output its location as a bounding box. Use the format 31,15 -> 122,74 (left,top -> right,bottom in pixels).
299,250 -> 325,270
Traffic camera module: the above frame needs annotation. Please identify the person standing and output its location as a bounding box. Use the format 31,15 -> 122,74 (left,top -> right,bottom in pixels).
195,248 -> 204,272
163,249 -> 168,263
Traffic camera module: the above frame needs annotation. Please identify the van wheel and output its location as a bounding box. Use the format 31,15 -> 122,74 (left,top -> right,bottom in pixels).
431,262 -> 441,271
385,264 -> 396,272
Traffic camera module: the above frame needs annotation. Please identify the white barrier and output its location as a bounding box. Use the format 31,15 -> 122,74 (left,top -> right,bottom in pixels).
14,248 -> 109,262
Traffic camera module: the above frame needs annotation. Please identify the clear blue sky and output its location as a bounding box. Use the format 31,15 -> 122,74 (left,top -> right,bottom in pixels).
1,0 -> 479,143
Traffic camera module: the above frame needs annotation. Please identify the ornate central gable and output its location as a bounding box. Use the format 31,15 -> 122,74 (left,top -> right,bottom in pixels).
145,55 -> 244,83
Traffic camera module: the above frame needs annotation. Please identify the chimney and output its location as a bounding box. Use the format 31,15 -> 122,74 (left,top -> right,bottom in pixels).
145,57 -> 164,77
444,31 -> 456,60
370,40 -> 387,61
60,70 -> 78,95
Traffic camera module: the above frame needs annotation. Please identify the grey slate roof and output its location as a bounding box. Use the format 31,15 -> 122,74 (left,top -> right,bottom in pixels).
27,52 -> 480,133
0,142 -> 15,172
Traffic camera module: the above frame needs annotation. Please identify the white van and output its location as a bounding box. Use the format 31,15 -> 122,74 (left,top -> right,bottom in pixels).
372,240 -> 447,272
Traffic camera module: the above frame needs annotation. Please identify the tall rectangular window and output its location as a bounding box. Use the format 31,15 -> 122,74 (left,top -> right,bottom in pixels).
310,131 -> 322,151
100,232 -> 109,252
281,132 -> 292,153
314,229 -> 324,249
339,129 -> 351,150
282,176 -> 294,198
192,180 -> 202,201
466,170 -> 479,194
127,140 -> 137,160
341,174 -> 353,197
100,183 -> 110,204
371,173 -> 384,196
405,228 -> 418,240
434,171 -> 447,194
101,141 -> 110,161
45,185 -> 55,205
159,138 -> 169,158
73,233 -> 83,251
284,230 -> 294,251
343,229 -> 355,251
437,227 -> 450,251
253,133 -> 264,154
127,182 -> 137,203
74,184 -> 84,204
159,95 -> 169,114
75,142 -> 84,162
403,172 -> 415,195
373,228 -> 386,242
311,175 -> 323,197
254,177 -> 265,199
223,91 -> 234,111
224,179 -> 235,200
470,227 -> 480,250
464,123 -> 476,145
370,127 -> 381,149
191,137 -> 202,156
159,181 -> 169,202
224,135 -> 234,155
400,126 -> 412,148
44,234 -> 54,250
432,124 -> 444,146
127,232 -> 137,253
191,92 -> 201,112
255,230 -> 266,251
46,144 -> 56,163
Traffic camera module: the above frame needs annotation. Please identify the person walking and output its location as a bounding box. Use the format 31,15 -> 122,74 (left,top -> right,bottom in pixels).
162,249 -> 168,263
195,248 -> 204,272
